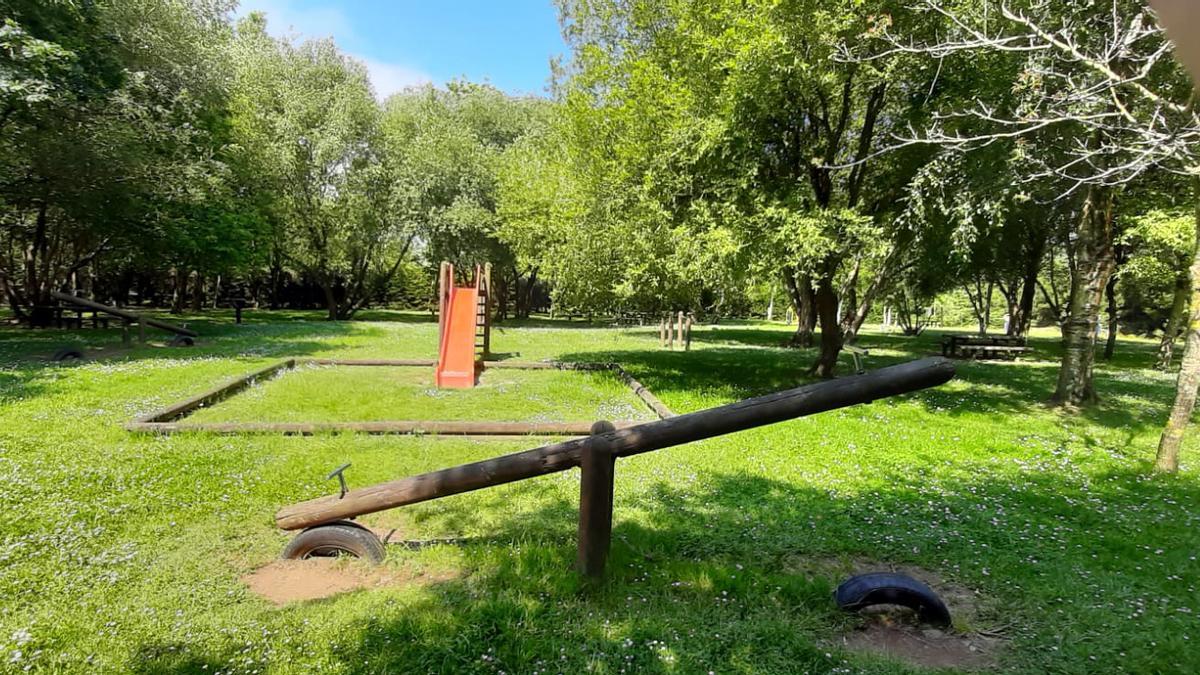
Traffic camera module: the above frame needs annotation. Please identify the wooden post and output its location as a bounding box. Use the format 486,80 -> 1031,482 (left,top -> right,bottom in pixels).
122,320 -> 132,346
137,321 -> 145,344
685,313 -> 694,351
437,262 -> 451,354
482,263 -> 492,359
578,420 -> 617,577
668,314 -> 675,350
659,317 -> 667,347
676,311 -> 684,348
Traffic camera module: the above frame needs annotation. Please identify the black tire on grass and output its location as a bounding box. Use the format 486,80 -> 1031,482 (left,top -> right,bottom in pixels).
834,572 -> 952,627
281,521 -> 385,564
52,348 -> 85,362
170,335 -> 195,347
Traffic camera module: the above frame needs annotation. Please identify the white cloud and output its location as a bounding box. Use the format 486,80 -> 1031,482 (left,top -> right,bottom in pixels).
353,54 -> 433,100
234,0 -> 434,98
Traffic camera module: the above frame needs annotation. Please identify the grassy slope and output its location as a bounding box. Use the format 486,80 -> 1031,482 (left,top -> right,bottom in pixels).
0,311 -> 1197,674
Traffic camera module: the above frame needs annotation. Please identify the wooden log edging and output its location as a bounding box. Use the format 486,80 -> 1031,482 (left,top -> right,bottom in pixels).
305,358 -> 437,367
130,359 -> 296,424
126,358 -> 674,435
609,363 -> 674,418
274,357 -> 956,530
128,419 -> 642,436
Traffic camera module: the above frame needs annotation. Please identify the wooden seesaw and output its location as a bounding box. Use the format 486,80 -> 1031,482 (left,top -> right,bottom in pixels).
50,291 -> 199,347
274,357 -> 956,578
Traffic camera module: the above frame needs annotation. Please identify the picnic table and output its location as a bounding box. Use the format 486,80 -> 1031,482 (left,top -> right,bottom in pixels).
941,333 -> 1030,360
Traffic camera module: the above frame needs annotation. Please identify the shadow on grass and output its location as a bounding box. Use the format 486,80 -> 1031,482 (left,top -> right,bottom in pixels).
121,462 -> 1196,673
557,341 -> 1174,436
121,437 -> 1200,673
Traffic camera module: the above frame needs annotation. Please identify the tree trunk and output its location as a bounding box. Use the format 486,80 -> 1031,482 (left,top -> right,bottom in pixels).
519,268 -> 538,319
783,269 -> 816,347
1103,273 -> 1118,360
512,266 -> 530,319
268,259 -> 283,310
809,271 -> 842,378
190,272 -> 204,312
493,271 -> 509,322
997,281 -> 1019,335
23,201 -> 52,320
170,268 -> 187,314
322,282 -> 338,321
1014,252 -> 1040,337
1155,188 -> 1200,473
982,281 -> 993,335
841,246 -> 901,341
1052,185 -> 1116,407
1157,273 -> 1190,369
963,279 -> 992,336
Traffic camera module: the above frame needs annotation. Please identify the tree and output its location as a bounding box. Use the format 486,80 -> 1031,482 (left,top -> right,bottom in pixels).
382,83 -> 545,318
552,0 -> 935,375
866,0 -> 1197,405
1120,208 -> 1196,366
1154,182 -> 1200,471
0,0 -> 236,319
1151,0 -> 1200,472
229,16 -> 407,319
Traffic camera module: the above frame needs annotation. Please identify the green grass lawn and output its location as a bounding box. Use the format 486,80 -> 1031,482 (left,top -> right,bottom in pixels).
0,312 -> 1197,673
184,365 -> 657,425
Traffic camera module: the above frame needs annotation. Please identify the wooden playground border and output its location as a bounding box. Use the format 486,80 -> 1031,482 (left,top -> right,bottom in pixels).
126,358 -> 674,436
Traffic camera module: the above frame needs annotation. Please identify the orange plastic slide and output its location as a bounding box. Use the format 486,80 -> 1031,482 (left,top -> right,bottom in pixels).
435,282 -> 479,388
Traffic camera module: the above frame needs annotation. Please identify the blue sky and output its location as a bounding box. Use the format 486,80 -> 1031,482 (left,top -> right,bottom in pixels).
234,1 -> 567,98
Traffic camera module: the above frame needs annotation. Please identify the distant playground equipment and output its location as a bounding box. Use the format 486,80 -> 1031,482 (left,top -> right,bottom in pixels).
843,344 -> 869,374
941,333 -> 1029,360
129,260 -> 672,435
42,291 -> 198,360
274,357 -> 956,581
49,289 -> 199,343
658,311 -> 694,350
435,261 -> 491,388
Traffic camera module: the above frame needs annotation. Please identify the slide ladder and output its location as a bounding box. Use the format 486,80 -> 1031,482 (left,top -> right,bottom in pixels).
436,263 -> 490,388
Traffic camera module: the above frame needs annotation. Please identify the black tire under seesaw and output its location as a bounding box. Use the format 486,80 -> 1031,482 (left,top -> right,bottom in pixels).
52,347 -> 85,362
281,521 -> 386,564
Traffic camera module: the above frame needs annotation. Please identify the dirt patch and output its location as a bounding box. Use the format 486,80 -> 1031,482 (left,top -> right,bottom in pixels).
784,555 -> 1006,669
840,619 -> 1002,671
242,558 -> 458,605
785,555 -> 987,624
